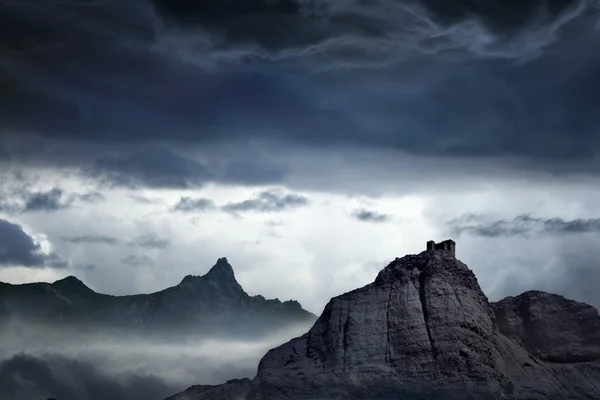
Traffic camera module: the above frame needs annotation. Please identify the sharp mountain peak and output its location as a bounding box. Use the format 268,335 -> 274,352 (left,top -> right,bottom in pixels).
180,257 -> 237,285
206,257 -> 235,278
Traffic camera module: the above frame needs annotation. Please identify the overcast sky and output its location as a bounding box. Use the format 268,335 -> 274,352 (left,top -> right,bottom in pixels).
1,0 -> 600,314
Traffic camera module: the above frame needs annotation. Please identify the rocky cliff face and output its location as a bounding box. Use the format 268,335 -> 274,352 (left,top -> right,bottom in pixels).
168,250 -> 600,400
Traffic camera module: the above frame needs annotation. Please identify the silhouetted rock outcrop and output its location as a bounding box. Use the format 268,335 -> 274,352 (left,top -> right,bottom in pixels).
491,290 -> 600,363
167,250 -> 600,399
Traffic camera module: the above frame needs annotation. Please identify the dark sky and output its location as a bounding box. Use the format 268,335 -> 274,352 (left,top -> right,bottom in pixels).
1,0 -> 600,312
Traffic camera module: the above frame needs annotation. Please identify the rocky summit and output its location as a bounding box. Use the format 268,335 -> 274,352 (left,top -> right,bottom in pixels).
168,249 -> 600,400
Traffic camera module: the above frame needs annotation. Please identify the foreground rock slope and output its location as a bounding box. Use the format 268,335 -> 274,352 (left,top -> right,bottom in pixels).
168,249 -> 600,400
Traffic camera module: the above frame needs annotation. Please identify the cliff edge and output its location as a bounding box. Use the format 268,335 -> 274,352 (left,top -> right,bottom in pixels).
168,250 -> 600,400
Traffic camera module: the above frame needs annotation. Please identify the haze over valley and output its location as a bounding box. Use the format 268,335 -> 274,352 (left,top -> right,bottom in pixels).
0,259 -> 314,400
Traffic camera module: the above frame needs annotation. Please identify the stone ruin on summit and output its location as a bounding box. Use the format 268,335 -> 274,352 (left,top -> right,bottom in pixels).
426,239 -> 455,257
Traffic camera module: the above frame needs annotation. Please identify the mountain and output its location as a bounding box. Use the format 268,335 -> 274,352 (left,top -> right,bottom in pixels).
0,257 -> 316,340
167,249 -> 600,400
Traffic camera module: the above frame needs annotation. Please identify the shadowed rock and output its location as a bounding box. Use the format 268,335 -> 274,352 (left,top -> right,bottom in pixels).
491,290 -> 600,363
167,249 -> 600,399
0,258 -> 316,341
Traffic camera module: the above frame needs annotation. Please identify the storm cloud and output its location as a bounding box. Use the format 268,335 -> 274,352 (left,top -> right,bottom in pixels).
2,2 -> 600,396
1,0 -> 600,191
1,0 -> 599,310
0,219 -> 66,268
85,147 -> 214,189
0,324 -> 310,400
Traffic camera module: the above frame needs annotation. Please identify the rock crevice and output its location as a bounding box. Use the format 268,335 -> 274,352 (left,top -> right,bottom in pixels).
417,269 -> 436,358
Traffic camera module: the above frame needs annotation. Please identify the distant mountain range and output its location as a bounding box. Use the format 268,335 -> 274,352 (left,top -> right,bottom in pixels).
0,257 -> 316,340
168,250 -> 600,400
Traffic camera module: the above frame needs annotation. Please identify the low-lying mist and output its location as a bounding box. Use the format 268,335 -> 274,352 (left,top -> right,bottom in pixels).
0,322 -> 312,400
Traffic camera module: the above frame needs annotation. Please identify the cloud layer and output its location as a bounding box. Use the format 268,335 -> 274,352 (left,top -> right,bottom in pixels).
2,0 -> 600,191
0,323 -> 311,400
0,353 -> 176,400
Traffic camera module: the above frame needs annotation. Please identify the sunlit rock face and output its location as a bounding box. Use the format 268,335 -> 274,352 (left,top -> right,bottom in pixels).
168,250 -> 600,400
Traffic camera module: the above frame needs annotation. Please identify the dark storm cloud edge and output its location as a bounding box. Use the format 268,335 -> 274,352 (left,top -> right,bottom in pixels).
1,0 -> 600,188
0,219 -> 66,269
71,146 -> 287,190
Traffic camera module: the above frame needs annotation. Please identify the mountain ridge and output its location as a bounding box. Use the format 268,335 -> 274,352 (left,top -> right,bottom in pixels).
0,258 -> 316,340
1,257 -> 308,307
168,249 -> 600,400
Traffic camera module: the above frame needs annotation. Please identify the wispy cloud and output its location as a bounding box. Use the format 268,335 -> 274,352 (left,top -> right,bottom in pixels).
128,195 -> 163,205
171,197 -> 215,212
62,234 -> 170,249
61,235 -> 121,245
351,208 -> 391,223
74,192 -> 105,204
448,214 -> 600,238
222,190 -> 309,213
128,234 -> 170,249
120,254 -> 152,267
0,187 -> 102,214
